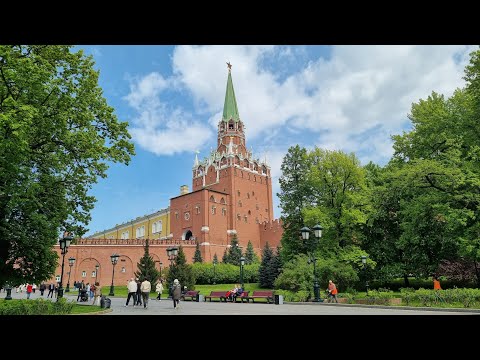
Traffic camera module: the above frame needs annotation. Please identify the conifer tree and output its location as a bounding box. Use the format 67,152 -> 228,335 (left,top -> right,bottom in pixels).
245,240 -> 259,264
259,242 -> 274,288
267,246 -> 283,288
213,253 -> 219,264
134,239 -> 159,285
227,235 -> 243,266
193,242 -> 203,263
222,248 -> 229,263
167,245 -> 195,290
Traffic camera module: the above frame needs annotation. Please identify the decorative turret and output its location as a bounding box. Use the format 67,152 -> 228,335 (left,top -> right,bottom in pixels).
192,63 -> 272,182
222,62 -> 240,123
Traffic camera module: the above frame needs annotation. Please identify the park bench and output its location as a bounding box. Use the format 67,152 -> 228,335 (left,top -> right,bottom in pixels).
180,290 -> 200,301
243,290 -> 274,303
204,291 -> 229,302
235,291 -> 250,302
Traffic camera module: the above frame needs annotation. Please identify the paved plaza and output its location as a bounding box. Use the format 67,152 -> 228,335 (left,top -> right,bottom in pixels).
4,289 -> 479,315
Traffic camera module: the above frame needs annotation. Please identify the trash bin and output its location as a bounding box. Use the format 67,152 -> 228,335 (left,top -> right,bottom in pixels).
274,294 -> 283,305
197,294 -> 204,302
104,297 -> 111,309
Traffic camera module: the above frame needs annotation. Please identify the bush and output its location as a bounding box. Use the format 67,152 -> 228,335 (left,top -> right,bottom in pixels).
191,263 -> 259,284
274,289 -> 310,302
370,278 -> 476,291
0,297 -> 74,315
274,254 -> 313,294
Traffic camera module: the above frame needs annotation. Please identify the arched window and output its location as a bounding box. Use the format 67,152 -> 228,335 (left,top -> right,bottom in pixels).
220,197 -> 226,204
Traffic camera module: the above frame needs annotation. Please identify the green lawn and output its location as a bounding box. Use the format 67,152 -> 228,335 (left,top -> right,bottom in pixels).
71,304 -> 106,314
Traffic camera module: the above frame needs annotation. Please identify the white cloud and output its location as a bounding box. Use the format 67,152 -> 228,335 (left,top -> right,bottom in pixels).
170,45 -> 475,164
124,71 -> 213,155
125,45 -> 476,167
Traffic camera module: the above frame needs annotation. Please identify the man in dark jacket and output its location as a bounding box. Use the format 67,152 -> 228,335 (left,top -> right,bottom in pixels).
135,278 -> 142,306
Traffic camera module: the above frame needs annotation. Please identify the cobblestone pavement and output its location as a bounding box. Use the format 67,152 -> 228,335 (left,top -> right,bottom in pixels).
4,289 -> 479,315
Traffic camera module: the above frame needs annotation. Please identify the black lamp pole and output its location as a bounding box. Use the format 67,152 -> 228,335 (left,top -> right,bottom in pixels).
166,247 -> 178,298
109,254 -> 119,296
65,257 -> 75,292
95,264 -> 99,283
240,256 -> 245,289
301,224 -> 323,302
57,232 -> 73,299
213,261 -> 217,285
4,284 -> 13,300
361,255 -> 369,296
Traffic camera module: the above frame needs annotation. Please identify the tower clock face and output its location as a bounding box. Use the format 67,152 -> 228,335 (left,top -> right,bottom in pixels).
184,212 -> 190,220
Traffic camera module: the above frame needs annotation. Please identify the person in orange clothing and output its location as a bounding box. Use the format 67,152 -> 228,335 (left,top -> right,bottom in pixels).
326,280 -> 338,303
433,276 -> 442,290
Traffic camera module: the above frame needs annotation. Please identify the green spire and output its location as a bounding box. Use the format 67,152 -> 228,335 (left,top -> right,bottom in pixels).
222,69 -> 240,122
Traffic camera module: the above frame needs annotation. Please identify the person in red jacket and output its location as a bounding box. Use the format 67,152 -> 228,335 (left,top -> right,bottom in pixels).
26,283 -> 33,299
326,280 -> 338,303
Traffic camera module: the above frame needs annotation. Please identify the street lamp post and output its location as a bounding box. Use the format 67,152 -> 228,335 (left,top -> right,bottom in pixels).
166,247 -> 179,267
239,256 -> 245,289
213,261 -> 217,285
65,257 -> 76,292
301,224 -> 323,302
57,232 -> 73,299
95,264 -> 100,283
166,247 -> 179,298
4,284 -> 13,300
108,254 -> 119,296
361,255 -> 369,296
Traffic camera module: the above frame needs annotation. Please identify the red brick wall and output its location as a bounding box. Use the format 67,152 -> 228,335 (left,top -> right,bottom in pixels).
49,241 -> 197,286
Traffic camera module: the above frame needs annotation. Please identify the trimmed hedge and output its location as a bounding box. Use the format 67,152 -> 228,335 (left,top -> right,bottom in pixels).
191,263 -> 259,285
0,297 -> 74,315
370,278 -> 476,291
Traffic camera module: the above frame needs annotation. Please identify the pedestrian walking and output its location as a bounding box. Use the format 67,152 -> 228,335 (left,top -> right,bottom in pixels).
141,278 -> 151,309
172,279 -> 181,309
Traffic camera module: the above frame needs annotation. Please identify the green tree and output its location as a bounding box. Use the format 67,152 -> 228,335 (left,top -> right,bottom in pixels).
134,239 -> 159,285
259,242 -> 274,288
303,147 -> 371,249
226,235 -> 243,266
222,249 -> 229,263
193,242 -> 203,263
167,246 -> 194,290
0,45 -> 135,288
278,145 -> 312,261
245,240 -> 259,264
213,253 -> 219,264
388,85 -> 480,281
361,164 -> 408,284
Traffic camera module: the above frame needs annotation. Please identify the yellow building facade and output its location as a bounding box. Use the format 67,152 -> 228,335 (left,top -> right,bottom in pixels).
87,207 -> 171,240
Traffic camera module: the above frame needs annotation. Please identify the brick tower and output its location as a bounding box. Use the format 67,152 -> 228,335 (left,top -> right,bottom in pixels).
169,64 -> 282,261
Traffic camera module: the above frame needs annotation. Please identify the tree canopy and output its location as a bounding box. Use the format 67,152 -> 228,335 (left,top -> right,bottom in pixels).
0,45 -> 135,288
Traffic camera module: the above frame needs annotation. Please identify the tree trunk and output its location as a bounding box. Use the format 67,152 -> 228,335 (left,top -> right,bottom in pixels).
403,274 -> 410,287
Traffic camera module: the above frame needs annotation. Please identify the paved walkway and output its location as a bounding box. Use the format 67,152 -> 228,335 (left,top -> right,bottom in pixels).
4,290 -> 479,315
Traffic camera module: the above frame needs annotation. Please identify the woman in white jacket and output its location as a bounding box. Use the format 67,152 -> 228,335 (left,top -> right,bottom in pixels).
155,280 -> 164,301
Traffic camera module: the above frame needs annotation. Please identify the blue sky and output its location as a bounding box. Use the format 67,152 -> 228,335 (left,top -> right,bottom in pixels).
79,45 -> 475,237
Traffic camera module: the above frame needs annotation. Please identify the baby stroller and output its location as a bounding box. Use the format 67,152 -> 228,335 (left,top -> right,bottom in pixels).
79,289 -> 88,302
